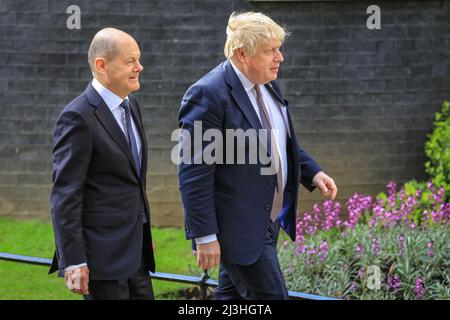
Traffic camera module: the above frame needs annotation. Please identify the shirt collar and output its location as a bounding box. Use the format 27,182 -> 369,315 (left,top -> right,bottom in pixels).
229,59 -> 256,94
92,78 -> 129,111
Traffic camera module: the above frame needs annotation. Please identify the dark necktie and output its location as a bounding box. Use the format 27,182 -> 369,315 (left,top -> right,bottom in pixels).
254,85 -> 284,222
120,99 -> 148,224
120,99 -> 141,177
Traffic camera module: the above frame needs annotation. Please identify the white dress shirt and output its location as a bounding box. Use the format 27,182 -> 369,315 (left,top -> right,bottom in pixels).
92,78 -> 142,157
65,79 -> 142,271
195,60 -> 288,245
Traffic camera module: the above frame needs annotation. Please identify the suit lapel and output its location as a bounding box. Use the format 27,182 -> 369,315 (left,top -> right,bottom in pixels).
223,61 -> 263,132
223,60 -> 274,157
84,83 -> 140,179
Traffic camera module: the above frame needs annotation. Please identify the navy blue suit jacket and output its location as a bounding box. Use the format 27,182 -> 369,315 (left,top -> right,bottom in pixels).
178,60 -> 322,265
49,83 -> 155,280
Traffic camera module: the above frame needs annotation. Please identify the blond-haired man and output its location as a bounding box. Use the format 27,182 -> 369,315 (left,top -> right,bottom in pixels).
178,12 -> 337,299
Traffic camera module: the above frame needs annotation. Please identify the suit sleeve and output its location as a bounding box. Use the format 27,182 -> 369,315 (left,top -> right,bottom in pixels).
298,146 -> 323,192
50,110 -> 93,269
177,84 -> 223,240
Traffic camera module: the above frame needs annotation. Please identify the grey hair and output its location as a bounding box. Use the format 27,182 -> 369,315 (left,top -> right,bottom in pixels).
87,28 -> 124,73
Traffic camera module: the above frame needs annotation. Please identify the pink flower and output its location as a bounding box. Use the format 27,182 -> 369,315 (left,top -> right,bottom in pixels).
414,277 -> 425,299
355,244 -> 364,259
427,241 -> 434,257
398,234 -> 405,256
372,237 -> 380,256
427,180 -> 435,193
319,241 -> 329,261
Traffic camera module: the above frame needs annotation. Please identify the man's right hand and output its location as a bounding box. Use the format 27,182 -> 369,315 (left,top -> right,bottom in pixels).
195,240 -> 221,270
64,265 -> 89,295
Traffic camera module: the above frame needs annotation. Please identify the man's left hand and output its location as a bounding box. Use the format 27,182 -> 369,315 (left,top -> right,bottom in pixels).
312,171 -> 338,200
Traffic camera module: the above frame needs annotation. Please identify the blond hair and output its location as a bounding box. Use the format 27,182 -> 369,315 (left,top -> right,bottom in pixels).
224,11 -> 288,58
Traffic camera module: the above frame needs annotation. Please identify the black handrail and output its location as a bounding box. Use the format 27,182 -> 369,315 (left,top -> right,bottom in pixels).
0,252 -> 338,300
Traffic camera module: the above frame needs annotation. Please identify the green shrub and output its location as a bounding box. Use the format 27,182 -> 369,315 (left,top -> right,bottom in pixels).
425,101 -> 450,199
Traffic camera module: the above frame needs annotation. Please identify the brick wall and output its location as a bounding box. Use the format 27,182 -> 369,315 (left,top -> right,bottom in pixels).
1,0 -> 449,226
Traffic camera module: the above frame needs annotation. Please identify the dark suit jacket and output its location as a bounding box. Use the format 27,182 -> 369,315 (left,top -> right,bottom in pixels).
49,82 -> 155,280
178,60 -> 322,265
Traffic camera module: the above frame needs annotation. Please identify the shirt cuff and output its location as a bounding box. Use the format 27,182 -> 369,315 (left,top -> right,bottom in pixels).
65,263 -> 87,272
195,234 -> 217,244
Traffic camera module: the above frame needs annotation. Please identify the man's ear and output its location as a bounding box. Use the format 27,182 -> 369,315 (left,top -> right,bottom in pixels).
235,48 -> 246,63
94,57 -> 107,74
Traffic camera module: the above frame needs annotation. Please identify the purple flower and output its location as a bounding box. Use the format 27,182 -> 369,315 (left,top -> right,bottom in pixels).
399,234 -> 404,256
372,237 -> 380,256
303,245 -> 319,265
322,200 -> 341,231
433,187 -> 445,204
319,241 -> 329,261
357,267 -> 365,279
308,245 -> 318,256
312,204 -> 321,226
387,181 -> 397,196
427,241 -> 434,257
295,244 -> 306,255
350,282 -> 358,291
414,277 -> 425,299
296,234 -> 305,244
345,193 -> 372,229
415,189 -> 422,198
443,203 -> 450,223
427,180 -> 435,193
355,244 -> 364,259
387,274 -> 402,292
387,181 -> 397,207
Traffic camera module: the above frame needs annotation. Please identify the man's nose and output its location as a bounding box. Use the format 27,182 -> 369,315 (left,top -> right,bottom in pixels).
136,61 -> 143,72
276,50 -> 284,63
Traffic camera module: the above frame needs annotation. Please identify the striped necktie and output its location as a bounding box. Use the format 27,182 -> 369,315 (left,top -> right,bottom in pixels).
254,85 -> 284,222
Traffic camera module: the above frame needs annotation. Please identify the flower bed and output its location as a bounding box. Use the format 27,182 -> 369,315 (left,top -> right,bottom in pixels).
279,181 -> 450,299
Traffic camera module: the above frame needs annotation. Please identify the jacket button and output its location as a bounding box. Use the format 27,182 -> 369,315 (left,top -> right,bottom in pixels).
265,204 -> 271,211
269,180 -> 275,186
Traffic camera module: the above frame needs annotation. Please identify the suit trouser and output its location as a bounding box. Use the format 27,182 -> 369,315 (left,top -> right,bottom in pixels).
84,224 -> 154,300
214,220 -> 289,300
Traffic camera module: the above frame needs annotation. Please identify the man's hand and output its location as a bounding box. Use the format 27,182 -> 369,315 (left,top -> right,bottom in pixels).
64,265 -> 89,295
312,171 -> 338,200
194,240 -> 221,270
